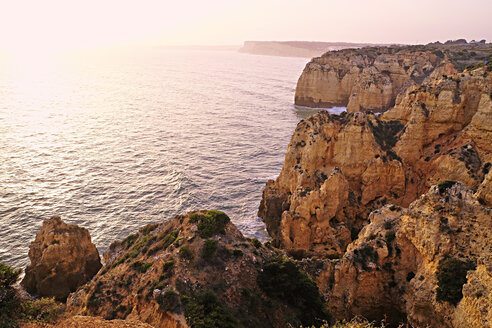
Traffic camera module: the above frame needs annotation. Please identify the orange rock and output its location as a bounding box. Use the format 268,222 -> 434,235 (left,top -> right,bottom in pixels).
22,216 -> 101,301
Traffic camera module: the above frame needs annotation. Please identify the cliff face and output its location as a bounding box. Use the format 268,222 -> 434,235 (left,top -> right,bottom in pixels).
295,43 -> 492,113
21,216 -> 101,301
260,66 -> 491,259
295,47 -> 444,112
308,183 -> 491,328
238,41 -> 383,58
66,211 -> 329,328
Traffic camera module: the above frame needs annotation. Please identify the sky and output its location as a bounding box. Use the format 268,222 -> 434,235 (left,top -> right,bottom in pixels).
0,0 -> 490,52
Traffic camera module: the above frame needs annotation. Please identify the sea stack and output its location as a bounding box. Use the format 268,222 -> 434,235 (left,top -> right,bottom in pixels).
22,216 -> 102,301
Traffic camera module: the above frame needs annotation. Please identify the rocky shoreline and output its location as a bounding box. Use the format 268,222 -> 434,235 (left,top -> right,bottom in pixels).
1,46 -> 491,328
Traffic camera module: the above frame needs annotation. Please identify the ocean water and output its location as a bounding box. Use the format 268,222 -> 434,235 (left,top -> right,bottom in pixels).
0,48 -> 324,269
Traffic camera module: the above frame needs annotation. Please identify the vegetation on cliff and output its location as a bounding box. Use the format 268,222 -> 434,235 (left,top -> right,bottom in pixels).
0,260 -> 63,328
66,211 -> 329,328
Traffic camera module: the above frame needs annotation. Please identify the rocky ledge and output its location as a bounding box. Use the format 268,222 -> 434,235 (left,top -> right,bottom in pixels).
295,42 -> 492,112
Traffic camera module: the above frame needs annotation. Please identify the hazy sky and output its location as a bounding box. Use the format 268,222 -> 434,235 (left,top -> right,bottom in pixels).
0,0 -> 490,52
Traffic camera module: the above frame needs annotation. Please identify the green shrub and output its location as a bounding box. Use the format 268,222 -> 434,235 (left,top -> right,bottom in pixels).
436,257 -> 475,305
121,233 -> 139,249
163,260 -> 175,271
161,230 -> 179,249
232,249 -> 243,257
250,238 -> 262,248
131,260 -> 153,273
189,211 -> 230,238
438,180 -> 457,194
20,297 -> 63,323
202,240 -> 218,260
257,256 -> 330,326
182,289 -> 237,328
157,289 -> 181,312
179,246 -> 194,260
0,260 -> 22,328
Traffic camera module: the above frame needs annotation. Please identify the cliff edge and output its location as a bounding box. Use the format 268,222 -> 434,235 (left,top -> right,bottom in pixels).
295,42 -> 492,113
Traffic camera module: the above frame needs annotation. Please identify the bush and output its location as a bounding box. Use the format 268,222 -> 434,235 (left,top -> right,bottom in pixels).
202,240 -> 218,260
232,249 -> 243,257
20,297 -> 63,323
121,233 -> 139,249
161,230 -> 179,249
189,211 -> 230,238
131,260 -> 153,273
436,257 -> 475,305
257,256 -> 330,326
0,260 -> 22,328
250,238 -> 262,248
182,289 -> 236,328
163,260 -> 175,271
438,180 -> 457,194
157,289 -> 181,312
179,246 -> 194,260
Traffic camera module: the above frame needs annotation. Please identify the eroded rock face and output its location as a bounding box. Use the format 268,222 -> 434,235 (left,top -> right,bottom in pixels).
295,47 -> 444,112
21,216 -> 102,301
295,43 -> 492,113
260,66 -> 492,259
309,183 -> 491,328
67,211 -> 328,328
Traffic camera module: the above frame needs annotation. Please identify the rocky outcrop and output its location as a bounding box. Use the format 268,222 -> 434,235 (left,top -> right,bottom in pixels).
67,211 -> 329,328
295,43 -> 492,112
307,183 -> 491,328
21,216 -> 102,301
260,66 -> 492,259
295,47 -> 445,112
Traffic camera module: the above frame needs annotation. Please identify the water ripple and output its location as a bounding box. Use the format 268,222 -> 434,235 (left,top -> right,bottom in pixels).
0,49 -> 315,268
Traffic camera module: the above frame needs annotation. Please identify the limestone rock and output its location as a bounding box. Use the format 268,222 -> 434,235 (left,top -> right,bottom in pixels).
295,47 -> 443,112
295,43 -> 492,113
260,66 -> 492,259
310,183 -> 491,327
21,216 -> 102,301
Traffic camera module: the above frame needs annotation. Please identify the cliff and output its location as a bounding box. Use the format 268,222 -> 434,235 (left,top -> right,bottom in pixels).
295,43 -> 492,112
238,41 -> 383,58
66,211 -> 329,328
260,66 -> 491,259
305,183 -> 491,327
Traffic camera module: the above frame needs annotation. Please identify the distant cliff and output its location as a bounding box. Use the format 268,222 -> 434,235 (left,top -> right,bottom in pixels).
239,41 -> 384,58
295,42 -> 492,112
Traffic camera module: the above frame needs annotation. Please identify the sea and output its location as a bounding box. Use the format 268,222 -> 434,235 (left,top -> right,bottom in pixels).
0,48 -> 342,268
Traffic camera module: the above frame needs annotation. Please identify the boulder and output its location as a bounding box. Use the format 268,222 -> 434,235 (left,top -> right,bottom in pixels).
22,216 -> 101,301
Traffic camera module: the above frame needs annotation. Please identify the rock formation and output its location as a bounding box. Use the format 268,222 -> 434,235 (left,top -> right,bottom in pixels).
21,216 -> 102,301
295,43 -> 492,112
305,183 -> 491,328
259,66 -> 492,259
67,211 -> 329,328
